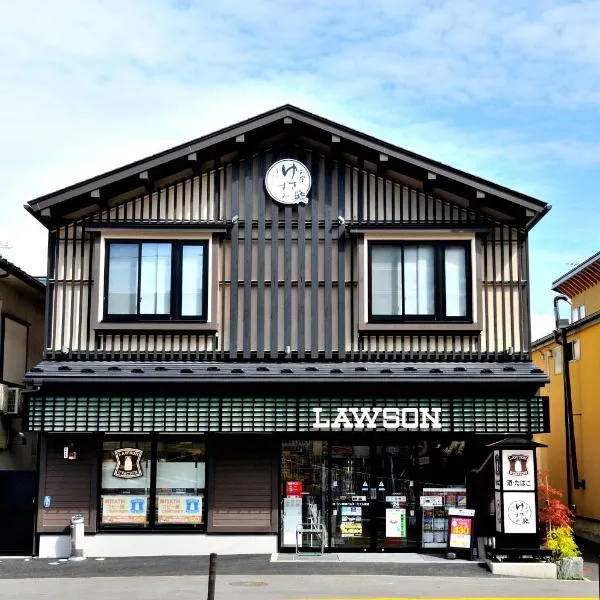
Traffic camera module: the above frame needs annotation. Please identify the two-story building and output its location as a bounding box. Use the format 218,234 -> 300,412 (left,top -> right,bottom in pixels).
533,251 -> 600,546
24,105 -> 550,558
0,256 -> 45,555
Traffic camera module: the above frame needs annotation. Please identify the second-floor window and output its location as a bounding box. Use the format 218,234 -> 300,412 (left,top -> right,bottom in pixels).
104,240 -> 208,321
368,241 -> 472,322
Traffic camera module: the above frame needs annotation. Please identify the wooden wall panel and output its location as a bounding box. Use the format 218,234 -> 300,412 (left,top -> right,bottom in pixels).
44,143 -> 531,362
208,442 -> 276,533
38,437 -> 96,533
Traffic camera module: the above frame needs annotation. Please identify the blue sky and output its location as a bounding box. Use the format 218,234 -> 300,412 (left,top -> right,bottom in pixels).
1,0 -> 599,340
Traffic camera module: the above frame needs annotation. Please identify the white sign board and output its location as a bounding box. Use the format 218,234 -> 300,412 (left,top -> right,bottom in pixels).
282,497 -> 303,546
502,491 -> 537,534
501,449 -> 535,491
420,495 -> 443,507
385,508 -> 406,538
265,159 -> 311,205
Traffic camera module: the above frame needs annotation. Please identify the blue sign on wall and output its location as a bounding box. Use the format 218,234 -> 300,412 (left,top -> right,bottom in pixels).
43,496 -> 51,508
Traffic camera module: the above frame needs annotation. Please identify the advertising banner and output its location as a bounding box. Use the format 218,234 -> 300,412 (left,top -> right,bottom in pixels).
385,508 -> 407,538
502,491 -> 537,534
448,517 -> 472,549
157,495 -> 203,524
101,495 -> 147,524
286,481 -> 303,498
501,449 -> 535,491
340,504 -> 363,537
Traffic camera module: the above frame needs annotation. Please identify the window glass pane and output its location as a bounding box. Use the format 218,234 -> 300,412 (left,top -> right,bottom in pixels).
181,245 -> 205,317
281,441 -> 328,549
156,441 -> 206,527
371,246 -> 402,315
404,246 -> 434,315
140,243 -> 171,314
100,440 -> 152,527
107,244 -> 138,314
445,246 -> 467,317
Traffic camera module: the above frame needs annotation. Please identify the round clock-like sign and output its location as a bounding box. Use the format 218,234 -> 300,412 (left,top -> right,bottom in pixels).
265,159 -> 311,205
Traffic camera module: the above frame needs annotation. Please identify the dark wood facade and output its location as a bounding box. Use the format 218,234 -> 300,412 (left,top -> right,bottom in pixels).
25,106 -> 550,547
44,148 -> 536,363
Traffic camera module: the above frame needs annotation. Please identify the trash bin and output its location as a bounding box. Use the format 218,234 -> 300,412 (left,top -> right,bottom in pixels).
70,515 -> 85,560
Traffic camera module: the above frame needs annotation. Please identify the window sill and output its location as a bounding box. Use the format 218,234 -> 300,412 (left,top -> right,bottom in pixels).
95,321 -> 219,333
359,321 -> 482,334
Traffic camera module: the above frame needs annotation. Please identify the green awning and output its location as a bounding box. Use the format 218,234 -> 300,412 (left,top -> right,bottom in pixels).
27,396 -> 549,434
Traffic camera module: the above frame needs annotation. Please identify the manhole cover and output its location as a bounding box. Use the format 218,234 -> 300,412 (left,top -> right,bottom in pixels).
229,581 -> 269,587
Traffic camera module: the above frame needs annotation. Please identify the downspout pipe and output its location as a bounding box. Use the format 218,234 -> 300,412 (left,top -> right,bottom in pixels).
553,296 -> 585,512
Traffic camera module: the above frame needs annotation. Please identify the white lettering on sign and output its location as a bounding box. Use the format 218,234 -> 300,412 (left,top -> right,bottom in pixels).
311,407 -> 442,430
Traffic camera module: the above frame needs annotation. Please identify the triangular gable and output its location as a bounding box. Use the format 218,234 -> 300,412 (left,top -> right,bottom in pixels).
25,105 -> 549,229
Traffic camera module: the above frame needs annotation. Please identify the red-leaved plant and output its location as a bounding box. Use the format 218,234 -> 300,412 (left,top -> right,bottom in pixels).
537,470 -> 574,535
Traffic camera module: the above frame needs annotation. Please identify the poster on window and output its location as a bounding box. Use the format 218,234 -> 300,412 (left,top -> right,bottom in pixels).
501,449 -> 535,491
157,495 -> 203,524
340,504 -> 363,537
101,495 -> 147,524
502,491 -> 536,534
286,481 -> 303,498
385,508 -> 406,538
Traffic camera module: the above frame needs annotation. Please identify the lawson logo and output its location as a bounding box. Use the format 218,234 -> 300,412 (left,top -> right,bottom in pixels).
311,407 -> 442,430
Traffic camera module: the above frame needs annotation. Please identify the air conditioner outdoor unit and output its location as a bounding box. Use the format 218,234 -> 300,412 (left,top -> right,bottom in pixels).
0,385 -> 23,416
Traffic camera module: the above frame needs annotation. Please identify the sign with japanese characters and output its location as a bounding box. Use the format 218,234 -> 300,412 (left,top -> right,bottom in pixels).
501,449 -> 535,491
386,508 -> 407,538
265,159 -> 311,205
502,491 -> 536,534
340,504 -> 363,537
447,509 -> 474,549
101,495 -> 147,524
157,495 -> 203,524
286,481 -> 303,498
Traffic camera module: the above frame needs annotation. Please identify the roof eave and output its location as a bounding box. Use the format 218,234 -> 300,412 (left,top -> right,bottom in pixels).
25,105 -> 548,227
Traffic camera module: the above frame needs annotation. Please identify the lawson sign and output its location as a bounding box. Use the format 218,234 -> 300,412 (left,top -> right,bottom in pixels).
311,407 -> 442,431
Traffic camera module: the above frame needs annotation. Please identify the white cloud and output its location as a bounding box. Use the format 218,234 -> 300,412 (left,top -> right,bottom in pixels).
1,0 -> 600,278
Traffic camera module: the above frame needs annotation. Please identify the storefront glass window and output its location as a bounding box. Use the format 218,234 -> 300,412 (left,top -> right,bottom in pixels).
155,441 -> 206,528
100,440 -> 152,528
281,441 -> 328,550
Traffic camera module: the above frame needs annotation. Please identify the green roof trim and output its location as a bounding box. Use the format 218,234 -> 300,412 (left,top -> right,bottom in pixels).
27,396 -> 549,435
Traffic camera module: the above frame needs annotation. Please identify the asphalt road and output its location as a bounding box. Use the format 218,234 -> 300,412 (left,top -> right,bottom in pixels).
0,574 -> 598,600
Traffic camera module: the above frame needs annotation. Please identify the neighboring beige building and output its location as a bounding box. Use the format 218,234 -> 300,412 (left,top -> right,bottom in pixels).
0,256 -> 45,470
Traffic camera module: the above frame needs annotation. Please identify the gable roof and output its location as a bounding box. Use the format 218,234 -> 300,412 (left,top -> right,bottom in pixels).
0,256 -> 46,295
552,250 -> 600,298
25,104 -> 549,229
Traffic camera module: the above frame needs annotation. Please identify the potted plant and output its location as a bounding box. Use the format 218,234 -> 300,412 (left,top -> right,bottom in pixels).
538,471 -> 583,580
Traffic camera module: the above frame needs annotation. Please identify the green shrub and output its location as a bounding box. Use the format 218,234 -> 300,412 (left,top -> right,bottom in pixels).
546,526 -> 581,560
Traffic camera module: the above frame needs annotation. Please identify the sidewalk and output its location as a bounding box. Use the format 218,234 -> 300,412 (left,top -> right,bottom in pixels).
0,553 -> 490,579
0,551 -> 597,580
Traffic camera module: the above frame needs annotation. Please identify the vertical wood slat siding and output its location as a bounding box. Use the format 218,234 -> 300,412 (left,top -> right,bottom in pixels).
47,147 -> 529,361
38,438 -> 95,532
208,454 -> 275,533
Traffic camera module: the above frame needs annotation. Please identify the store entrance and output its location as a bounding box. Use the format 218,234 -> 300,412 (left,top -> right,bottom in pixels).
330,444 -> 419,551
280,438 -> 470,553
